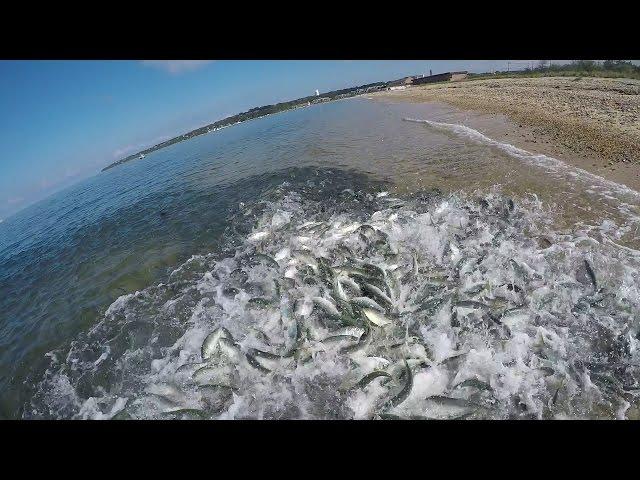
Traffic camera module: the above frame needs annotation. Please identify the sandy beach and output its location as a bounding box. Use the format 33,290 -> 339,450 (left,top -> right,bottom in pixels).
372,76 -> 640,191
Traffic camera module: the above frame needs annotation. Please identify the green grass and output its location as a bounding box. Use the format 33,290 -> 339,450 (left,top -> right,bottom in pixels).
467,69 -> 640,82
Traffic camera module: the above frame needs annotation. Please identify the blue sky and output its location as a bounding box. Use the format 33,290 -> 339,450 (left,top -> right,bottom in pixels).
0,59 -> 553,219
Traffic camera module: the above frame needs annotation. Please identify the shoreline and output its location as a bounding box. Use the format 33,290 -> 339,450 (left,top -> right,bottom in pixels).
101,88 -> 386,172
371,76 -> 640,192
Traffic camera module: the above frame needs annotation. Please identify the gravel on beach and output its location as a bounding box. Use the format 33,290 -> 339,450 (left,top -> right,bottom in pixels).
375,76 -> 640,173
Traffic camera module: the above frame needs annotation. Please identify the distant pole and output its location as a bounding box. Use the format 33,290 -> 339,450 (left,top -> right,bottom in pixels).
507,61 -> 510,72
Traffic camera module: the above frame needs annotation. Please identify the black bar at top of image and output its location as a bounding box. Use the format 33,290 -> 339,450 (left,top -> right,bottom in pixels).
1,7 -> 637,59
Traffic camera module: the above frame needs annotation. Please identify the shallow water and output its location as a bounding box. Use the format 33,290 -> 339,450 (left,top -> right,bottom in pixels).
1,98 -> 639,419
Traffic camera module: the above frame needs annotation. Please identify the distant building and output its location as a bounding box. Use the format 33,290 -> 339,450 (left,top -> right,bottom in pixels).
387,76 -> 414,88
450,72 -> 468,82
315,89 -> 319,96
412,71 -> 468,85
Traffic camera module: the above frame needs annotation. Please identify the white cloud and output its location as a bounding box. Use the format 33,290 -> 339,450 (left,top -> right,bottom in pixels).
112,135 -> 172,159
141,60 -> 214,74
112,145 -> 138,159
39,178 -> 55,190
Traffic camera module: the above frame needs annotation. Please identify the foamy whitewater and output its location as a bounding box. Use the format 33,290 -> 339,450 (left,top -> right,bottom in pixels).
404,118 -> 640,201
30,179 -> 640,419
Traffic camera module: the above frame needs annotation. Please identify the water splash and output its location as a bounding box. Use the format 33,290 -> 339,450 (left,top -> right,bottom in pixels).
29,175 -> 640,419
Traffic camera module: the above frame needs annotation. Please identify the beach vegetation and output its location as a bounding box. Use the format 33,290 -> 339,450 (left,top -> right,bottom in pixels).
468,60 -> 640,81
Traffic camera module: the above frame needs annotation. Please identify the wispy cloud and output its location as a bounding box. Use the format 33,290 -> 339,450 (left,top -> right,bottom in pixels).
141,60 -> 214,74
112,135 -> 172,159
39,178 -> 55,190
112,145 -> 138,159
7,196 -> 23,205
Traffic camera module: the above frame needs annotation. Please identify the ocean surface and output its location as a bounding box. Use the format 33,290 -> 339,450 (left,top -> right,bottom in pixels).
1,98 -> 639,419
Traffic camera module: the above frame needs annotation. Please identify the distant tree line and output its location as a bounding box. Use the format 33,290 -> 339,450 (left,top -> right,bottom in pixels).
102,81 -> 391,171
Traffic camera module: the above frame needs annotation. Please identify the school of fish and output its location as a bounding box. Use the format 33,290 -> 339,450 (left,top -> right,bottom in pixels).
32,180 -> 640,419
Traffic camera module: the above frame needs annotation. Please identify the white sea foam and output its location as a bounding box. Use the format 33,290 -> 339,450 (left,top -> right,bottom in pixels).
403,118 -> 640,198
31,183 -> 640,420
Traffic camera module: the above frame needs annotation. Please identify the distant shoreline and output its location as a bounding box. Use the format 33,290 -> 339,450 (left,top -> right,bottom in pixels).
101,81 -> 394,172
373,76 -> 640,192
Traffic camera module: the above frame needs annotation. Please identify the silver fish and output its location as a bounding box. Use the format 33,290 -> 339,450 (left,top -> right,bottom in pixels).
312,296 -> 341,317
363,283 -> 393,307
362,308 -> 392,327
387,360 -> 413,408
350,296 -> 385,312
201,327 -> 232,361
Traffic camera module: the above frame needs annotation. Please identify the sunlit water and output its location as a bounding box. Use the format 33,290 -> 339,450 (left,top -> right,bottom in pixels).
1,98 -> 639,419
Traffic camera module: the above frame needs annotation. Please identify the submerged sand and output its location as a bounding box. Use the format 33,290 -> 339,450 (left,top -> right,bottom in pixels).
372,76 -> 640,192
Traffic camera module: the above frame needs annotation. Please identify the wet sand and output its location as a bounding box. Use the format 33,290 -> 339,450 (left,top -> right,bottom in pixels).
371,77 -> 640,192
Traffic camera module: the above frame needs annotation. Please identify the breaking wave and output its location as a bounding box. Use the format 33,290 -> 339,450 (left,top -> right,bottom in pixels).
28,171 -> 640,419
403,117 -> 640,199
